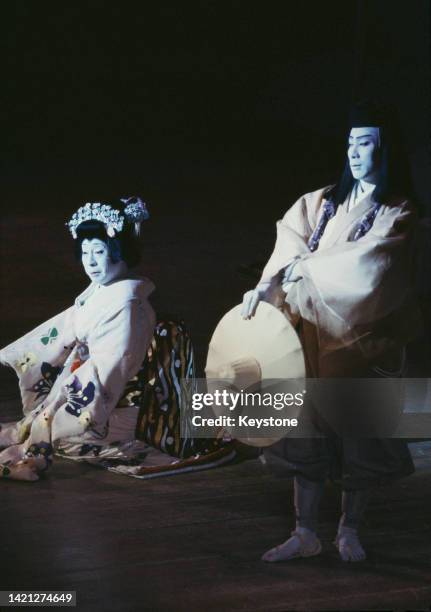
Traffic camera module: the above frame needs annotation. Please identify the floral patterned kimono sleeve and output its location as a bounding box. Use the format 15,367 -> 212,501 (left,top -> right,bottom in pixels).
50,298 -> 155,442
0,307 -> 76,414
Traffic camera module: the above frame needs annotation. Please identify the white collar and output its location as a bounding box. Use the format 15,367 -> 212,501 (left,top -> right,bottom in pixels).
75,275 -> 155,308
347,181 -> 375,210
358,179 -> 376,199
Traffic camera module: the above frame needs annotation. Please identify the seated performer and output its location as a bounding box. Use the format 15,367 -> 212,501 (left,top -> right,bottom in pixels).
0,197 -> 156,481
241,101 -> 419,562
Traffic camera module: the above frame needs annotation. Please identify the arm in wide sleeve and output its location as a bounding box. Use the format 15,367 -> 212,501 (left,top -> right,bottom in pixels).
0,306 -> 76,414
258,193 -> 313,287
50,298 -> 156,441
287,199 -> 420,354
253,190 -> 324,308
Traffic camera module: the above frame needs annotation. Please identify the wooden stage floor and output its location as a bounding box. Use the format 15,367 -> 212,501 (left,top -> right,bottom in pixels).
1,437 -> 430,611
1,201 -> 430,611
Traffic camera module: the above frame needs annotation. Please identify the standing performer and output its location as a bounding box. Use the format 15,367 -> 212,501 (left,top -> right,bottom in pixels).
241,101 -> 419,562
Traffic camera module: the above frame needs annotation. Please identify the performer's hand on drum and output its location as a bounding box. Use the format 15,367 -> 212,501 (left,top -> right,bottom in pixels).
241,288 -> 263,319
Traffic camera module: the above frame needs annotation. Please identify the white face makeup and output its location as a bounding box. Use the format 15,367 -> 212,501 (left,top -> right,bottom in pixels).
348,127 -> 380,183
81,238 -> 127,285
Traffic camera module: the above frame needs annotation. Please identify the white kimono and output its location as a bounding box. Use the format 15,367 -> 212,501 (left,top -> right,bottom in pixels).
257,185 -> 420,378
0,276 -> 156,481
259,185 -> 418,488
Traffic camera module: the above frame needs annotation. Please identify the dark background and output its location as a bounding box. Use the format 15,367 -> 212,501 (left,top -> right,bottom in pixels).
2,0 -> 430,370
4,1 -> 429,206
1,6 -> 431,609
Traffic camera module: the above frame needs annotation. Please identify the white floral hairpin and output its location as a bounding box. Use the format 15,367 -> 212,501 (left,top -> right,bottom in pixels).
121,196 -> 150,236
66,197 -> 149,239
66,202 -> 124,239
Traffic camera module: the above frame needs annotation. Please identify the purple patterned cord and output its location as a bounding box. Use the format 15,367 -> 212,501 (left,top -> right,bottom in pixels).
307,199 -> 381,251
307,199 -> 336,252
352,202 -> 382,240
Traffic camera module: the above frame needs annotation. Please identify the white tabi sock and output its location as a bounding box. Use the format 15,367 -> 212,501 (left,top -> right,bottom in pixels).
262,525 -> 322,562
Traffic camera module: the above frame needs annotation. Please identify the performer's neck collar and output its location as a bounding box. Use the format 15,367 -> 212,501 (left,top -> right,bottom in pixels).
358,179 -> 376,195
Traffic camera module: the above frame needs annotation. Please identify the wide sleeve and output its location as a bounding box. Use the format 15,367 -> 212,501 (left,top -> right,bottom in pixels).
50,298 -> 156,441
288,199 -> 420,357
258,195 -> 313,285
0,306 -> 76,414
254,189 -> 324,309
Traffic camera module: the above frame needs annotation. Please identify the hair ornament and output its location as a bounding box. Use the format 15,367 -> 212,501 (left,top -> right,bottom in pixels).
121,196 -> 150,236
66,202 -> 124,239
66,197 -> 149,239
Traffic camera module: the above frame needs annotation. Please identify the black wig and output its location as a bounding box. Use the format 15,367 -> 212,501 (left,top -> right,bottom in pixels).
326,101 -> 415,206
74,199 -> 141,268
